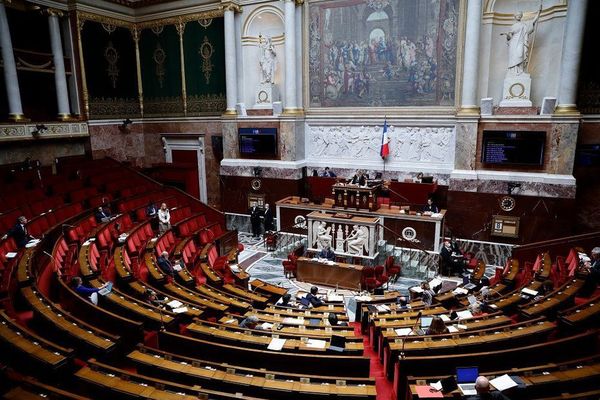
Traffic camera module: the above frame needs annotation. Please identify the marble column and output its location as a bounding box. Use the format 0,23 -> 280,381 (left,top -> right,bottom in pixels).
0,1 -> 25,121
294,1 -> 303,109
458,0 -> 482,115
555,0 -> 588,115
283,0 -> 299,114
48,10 -> 71,120
223,2 -> 239,116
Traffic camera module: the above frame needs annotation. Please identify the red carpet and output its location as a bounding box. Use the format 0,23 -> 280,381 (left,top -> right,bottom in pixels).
352,322 -> 393,400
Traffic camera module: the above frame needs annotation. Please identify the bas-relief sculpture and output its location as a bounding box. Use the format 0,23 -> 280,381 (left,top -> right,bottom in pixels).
306,125 -> 455,166
311,220 -> 369,255
309,0 -> 459,107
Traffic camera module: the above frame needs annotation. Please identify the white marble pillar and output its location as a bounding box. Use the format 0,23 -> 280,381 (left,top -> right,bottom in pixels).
459,0 -> 482,114
48,10 -> 71,120
223,3 -> 239,115
555,0 -> 588,115
283,0 -> 299,113
0,1 -> 25,121
294,1 -> 303,109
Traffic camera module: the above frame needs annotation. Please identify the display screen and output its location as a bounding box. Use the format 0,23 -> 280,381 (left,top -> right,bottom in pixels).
239,128 -> 277,158
481,131 -> 545,166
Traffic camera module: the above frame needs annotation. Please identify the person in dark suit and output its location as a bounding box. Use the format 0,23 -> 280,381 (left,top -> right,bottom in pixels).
466,376 -> 511,400
263,203 -> 274,233
249,205 -> 261,238
321,167 -> 337,177
349,170 -> 367,186
441,240 -> 465,276
582,247 -> 600,296
95,206 -> 111,223
305,286 -> 324,308
318,245 -> 336,261
5,216 -> 33,248
422,197 -> 439,213
157,251 -> 174,277
328,313 -> 348,326
146,202 -> 158,217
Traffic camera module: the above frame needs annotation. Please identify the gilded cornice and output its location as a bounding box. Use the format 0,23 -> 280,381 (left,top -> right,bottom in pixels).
76,8 -> 224,30
482,3 -> 567,25
220,1 -> 241,13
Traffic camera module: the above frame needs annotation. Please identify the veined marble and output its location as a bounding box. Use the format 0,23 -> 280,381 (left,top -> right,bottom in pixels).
220,160 -> 304,179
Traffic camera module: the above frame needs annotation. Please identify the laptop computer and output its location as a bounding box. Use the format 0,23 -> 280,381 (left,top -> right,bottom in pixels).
456,366 -> 479,395
421,316 -> 433,329
328,335 -> 346,352
98,282 -> 113,296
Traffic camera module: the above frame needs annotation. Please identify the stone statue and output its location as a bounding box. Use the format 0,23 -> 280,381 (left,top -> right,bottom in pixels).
313,221 -> 332,249
500,2 -> 542,75
259,35 -> 276,84
346,225 -> 368,255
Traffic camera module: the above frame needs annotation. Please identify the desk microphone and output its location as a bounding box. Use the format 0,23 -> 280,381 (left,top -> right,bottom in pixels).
400,311 -> 422,360
43,250 -> 61,275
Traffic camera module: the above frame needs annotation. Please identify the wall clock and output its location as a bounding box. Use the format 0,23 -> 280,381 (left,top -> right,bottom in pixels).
251,178 -> 262,191
499,195 -> 516,212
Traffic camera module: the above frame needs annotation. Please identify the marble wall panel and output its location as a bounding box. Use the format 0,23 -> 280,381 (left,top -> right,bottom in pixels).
0,140 -> 86,166
222,120 -> 238,159
548,122 -> 578,175
454,121 -> 478,170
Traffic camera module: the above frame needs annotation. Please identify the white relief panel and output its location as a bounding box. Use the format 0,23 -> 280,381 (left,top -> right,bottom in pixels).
306,124 -> 455,169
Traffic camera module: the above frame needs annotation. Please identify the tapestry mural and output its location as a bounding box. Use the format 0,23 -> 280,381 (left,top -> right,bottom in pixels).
308,0 -> 459,108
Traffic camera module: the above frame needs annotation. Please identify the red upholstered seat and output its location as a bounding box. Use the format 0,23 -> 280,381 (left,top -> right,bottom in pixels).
282,253 -> 297,278
374,265 -> 389,287
384,256 -> 401,280
362,266 -> 378,292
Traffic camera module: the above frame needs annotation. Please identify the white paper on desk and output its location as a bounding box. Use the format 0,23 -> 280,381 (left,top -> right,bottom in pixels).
224,319 -> 236,324
306,339 -> 327,349
456,310 -> 473,320
173,265 -> 182,272
355,295 -> 372,301
395,328 -> 413,336
167,300 -> 183,308
430,381 -> 443,391
453,287 -> 468,295
431,213 -> 443,218
447,326 -> 459,333
327,294 -> 344,302
5,252 -> 17,258
376,304 -> 390,312
172,307 -> 188,314
490,374 -> 518,391
521,288 -> 538,296
429,278 -> 442,288
440,314 -> 451,322
260,322 -> 274,330
267,338 -> 287,351
230,264 -> 240,272
282,317 -> 303,325
410,287 -> 424,294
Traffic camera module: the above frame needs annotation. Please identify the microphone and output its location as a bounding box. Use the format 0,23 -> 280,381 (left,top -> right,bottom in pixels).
400,311 -> 423,360
62,223 -> 76,229
43,250 -> 61,275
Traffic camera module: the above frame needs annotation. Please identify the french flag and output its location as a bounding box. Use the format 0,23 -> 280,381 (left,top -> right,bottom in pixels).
380,119 -> 390,159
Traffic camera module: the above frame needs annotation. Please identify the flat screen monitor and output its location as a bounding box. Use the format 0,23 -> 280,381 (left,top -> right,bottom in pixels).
239,128 -> 277,158
481,130 -> 545,166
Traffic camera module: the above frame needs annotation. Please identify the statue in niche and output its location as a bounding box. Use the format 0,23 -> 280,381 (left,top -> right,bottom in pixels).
346,225 -> 368,255
258,35 -> 276,84
500,1 -> 542,75
313,221 -> 332,249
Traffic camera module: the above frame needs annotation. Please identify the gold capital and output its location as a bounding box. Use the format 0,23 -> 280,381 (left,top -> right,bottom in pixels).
457,106 -> 480,117
553,105 -> 580,116
44,8 -> 64,17
221,1 -> 241,13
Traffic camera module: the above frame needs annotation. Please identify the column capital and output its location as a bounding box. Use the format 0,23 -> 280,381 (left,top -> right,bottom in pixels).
43,8 -> 64,18
220,1 -> 241,13
294,0 -> 305,5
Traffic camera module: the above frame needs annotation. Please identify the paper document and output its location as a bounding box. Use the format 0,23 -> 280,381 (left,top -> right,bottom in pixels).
327,294 -> 344,302
355,295 -> 372,301
5,252 -> 17,258
429,278 -> 442,288
306,339 -> 327,349
410,287 -> 424,294
430,381 -> 443,391
453,287 -> 468,295
172,307 -> 188,314
376,304 -> 390,312
521,288 -> 538,296
440,314 -> 451,322
260,322 -> 274,330
447,326 -> 459,333
282,318 -> 304,325
455,310 -> 473,320
173,265 -> 182,272
415,385 -> 443,398
490,374 -> 518,391
267,338 -> 287,351
395,328 -> 413,336
167,300 -> 183,308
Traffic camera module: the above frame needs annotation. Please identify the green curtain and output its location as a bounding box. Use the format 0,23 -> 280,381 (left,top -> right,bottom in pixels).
139,25 -> 184,116
183,18 -> 226,115
81,21 -> 140,118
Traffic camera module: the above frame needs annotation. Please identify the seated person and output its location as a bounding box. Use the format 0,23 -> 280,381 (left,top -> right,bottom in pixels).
327,313 -> 348,327
95,206 -> 112,223
239,315 -> 264,330
349,170 -> 367,186
305,286 -> 324,308
397,296 -> 408,308
422,197 -> 439,213
277,293 -> 296,307
581,247 -> 600,297
533,279 -> 554,301
146,202 -> 158,217
157,251 -> 175,277
440,239 -> 466,276
421,282 -> 436,306
321,167 -> 337,177
3,216 -> 34,248
318,245 -> 336,261
466,376 -> 511,400
426,316 -> 449,335
71,276 -> 110,305
144,289 -> 163,307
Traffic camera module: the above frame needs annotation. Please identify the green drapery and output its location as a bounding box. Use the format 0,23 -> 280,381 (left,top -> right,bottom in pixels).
183,18 -> 226,115
139,25 -> 184,116
81,21 -> 140,118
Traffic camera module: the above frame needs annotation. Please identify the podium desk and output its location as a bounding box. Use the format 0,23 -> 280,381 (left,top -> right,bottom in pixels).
296,257 -> 364,290
332,183 -> 380,211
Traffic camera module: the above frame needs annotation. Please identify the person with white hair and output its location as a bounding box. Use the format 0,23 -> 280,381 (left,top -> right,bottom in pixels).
157,251 -> 174,277
465,376 -> 511,399
239,315 -> 264,330
582,246 -> 600,296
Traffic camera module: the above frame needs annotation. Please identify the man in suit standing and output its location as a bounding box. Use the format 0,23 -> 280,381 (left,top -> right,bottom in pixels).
5,216 -> 33,248
263,203 -> 274,233
249,205 -> 261,238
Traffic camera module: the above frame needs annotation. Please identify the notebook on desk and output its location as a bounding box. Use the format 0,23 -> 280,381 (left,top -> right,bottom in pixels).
456,366 -> 479,395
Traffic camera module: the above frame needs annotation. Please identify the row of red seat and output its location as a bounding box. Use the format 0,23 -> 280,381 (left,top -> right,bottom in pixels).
175,214 -> 208,236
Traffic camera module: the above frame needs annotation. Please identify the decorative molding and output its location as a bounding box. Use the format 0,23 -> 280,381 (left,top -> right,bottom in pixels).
76,9 -> 224,31
0,122 -> 89,141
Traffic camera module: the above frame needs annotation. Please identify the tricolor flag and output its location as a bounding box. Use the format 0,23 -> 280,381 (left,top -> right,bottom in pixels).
380,119 -> 390,159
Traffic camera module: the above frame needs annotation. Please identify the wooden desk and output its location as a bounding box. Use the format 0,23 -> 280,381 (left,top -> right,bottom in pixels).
332,183 -> 381,211
297,257 -> 364,290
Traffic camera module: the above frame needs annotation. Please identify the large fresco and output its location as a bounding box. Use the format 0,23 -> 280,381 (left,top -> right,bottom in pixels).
308,0 -> 459,107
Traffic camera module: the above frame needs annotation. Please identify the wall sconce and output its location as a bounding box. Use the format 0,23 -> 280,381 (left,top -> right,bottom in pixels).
32,124 -> 48,138
253,167 -> 263,177
119,118 -> 133,132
